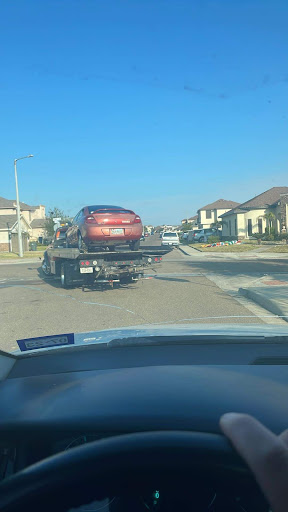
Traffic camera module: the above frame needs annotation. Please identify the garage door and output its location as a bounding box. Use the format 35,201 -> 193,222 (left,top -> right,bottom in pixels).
11,233 -> 29,253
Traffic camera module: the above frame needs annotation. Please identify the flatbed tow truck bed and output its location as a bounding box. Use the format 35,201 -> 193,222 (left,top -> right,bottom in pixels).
42,247 -> 169,290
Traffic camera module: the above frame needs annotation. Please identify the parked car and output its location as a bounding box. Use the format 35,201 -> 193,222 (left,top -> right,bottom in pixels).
161,231 -> 180,247
189,228 -> 221,243
187,229 -> 201,243
65,205 -> 143,251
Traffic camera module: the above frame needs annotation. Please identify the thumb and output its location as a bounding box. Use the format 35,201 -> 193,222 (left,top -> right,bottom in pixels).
220,413 -> 288,512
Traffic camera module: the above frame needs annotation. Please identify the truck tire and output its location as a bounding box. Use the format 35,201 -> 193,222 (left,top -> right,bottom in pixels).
130,240 -> 140,251
60,263 -> 72,288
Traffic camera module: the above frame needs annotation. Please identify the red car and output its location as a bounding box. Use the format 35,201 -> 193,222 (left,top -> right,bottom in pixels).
65,205 -> 143,251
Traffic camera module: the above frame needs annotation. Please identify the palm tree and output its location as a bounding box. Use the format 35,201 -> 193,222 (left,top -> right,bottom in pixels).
263,212 -> 276,234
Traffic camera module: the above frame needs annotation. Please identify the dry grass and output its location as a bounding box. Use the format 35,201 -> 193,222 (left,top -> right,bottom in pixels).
190,244 -> 260,252
263,245 -> 288,253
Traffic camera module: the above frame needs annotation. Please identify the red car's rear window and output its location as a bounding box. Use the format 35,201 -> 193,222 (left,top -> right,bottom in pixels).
91,209 -> 134,215
88,205 -> 122,214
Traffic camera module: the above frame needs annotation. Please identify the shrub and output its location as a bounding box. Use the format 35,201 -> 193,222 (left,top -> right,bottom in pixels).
276,233 -> 288,241
208,235 -> 220,244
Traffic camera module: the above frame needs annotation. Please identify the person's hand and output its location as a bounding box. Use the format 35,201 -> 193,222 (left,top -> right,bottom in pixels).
220,413 -> 288,512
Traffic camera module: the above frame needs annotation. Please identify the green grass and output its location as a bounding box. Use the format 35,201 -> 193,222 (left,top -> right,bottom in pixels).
190,244 -> 260,252
0,251 -> 44,259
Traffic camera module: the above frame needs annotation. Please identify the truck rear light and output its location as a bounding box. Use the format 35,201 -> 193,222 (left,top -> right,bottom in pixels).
134,216 -> 141,223
85,216 -> 97,224
85,261 -> 90,266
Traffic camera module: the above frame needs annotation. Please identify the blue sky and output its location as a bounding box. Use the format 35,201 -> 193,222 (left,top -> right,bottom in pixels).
0,0 -> 287,225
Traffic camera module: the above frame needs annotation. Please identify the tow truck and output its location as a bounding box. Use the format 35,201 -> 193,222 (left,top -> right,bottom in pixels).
42,245 -> 168,290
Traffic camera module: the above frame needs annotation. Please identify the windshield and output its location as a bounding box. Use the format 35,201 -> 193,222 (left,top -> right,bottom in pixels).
1,0 -> 288,353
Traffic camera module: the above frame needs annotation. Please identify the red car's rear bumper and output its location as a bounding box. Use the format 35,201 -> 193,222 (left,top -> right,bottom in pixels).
82,224 -> 142,243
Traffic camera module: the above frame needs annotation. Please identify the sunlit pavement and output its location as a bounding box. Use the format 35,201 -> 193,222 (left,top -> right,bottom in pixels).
0,234 -> 287,353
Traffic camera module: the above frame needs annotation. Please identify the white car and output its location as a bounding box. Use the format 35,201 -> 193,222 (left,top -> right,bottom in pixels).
161,232 -> 180,246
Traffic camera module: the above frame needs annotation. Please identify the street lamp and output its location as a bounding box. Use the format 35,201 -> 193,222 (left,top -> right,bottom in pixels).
14,155 -> 34,257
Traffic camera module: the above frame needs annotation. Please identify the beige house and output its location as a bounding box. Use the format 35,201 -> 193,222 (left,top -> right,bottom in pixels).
0,215 -> 31,252
197,199 -> 240,229
181,215 -> 198,227
0,197 -> 46,252
220,187 -> 288,240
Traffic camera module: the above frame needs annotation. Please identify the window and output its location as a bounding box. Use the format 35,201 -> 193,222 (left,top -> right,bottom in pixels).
229,220 -> 231,235
163,232 -> 177,237
247,219 -> 252,236
234,218 -> 237,235
206,210 -> 212,219
258,218 -> 263,234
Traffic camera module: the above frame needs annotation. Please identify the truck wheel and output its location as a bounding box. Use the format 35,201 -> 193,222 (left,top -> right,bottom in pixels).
130,240 -> 140,251
60,263 -> 71,288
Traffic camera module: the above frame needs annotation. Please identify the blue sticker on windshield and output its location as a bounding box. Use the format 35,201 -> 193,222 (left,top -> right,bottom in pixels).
17,333 -> 75,352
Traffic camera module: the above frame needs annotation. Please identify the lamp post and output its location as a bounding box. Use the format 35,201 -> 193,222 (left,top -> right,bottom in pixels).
14,155 -> 34,257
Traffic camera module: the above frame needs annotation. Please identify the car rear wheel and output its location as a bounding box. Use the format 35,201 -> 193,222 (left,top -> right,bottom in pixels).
130,240 -> 140,251
77,232 -> 87,252
199,237 -> 205,243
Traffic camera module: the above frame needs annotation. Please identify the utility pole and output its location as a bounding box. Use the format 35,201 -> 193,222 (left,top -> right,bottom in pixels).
14,155 -> 34,257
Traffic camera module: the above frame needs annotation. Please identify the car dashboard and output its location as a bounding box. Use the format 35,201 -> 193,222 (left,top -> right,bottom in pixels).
1,334 -> 288,511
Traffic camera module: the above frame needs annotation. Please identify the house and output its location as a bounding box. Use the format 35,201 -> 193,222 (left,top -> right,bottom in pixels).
0,197 -> 46,252
197,199 -> 240,229
0,215 -> 31,252
181,215 -> 198,227
220,187 -> 288,240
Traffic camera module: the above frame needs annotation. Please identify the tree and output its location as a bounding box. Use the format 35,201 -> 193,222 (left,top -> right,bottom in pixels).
181,223 -> 193,231
44,207 -> 70,237
211,220 -> 223,230
263,212 -> 276,235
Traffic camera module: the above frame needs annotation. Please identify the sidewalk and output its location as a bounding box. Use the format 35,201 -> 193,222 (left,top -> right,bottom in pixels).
179,244 -> 288,260
239,283 -> 288,321
179,244 -> 288,322
0,257 -> 42,265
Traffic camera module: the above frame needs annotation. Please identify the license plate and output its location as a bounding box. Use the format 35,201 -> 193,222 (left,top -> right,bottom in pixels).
80,267 -> 93,274
111,228 -> 124,235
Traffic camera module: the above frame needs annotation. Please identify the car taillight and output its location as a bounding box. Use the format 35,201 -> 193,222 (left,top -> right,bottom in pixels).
134,216 -> 141,223
85,216 -> 97,224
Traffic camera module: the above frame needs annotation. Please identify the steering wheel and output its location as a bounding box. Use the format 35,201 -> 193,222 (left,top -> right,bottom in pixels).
0,431 -> 254,512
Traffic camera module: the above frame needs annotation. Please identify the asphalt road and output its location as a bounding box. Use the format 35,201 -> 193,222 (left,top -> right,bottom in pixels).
0,234 -> 285,353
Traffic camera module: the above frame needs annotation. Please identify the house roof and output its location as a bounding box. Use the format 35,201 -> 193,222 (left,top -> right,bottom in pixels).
0,196 -> 36,211
0,215 -> 18,230
220,187 -> 288,218
188,215 -> 197,221
198,199 -> 240,211
0,214 -> 31,230
30,218 -> 46,228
